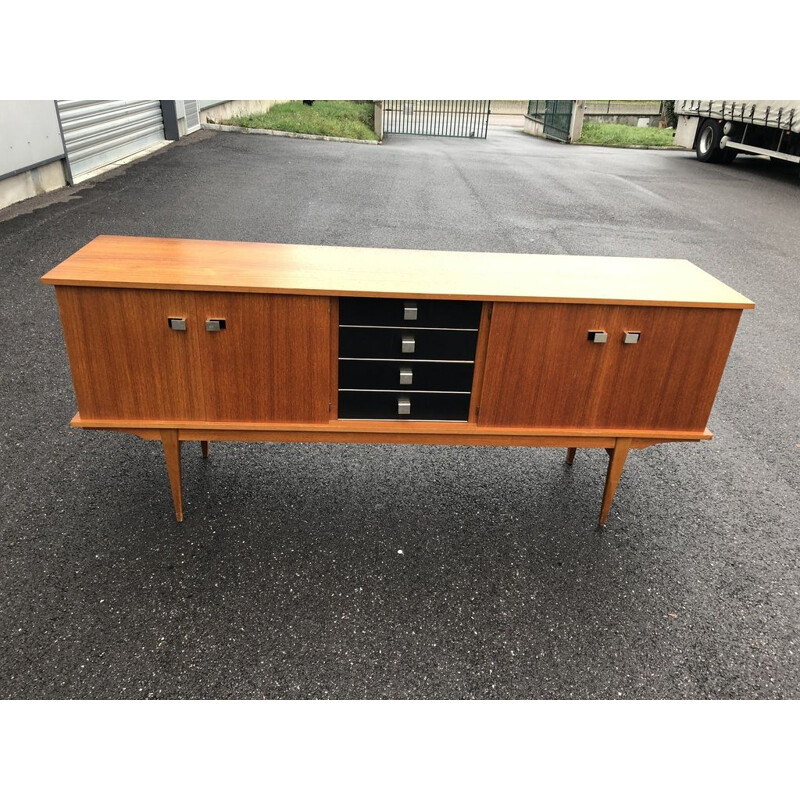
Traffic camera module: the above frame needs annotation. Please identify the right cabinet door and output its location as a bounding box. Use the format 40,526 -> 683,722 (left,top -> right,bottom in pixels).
194,292 -> 331,423
478,303 -> 742,432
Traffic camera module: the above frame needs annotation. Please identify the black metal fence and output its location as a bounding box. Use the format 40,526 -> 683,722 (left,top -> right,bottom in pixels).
527,101 -> 573,142
384,101 -> 491,139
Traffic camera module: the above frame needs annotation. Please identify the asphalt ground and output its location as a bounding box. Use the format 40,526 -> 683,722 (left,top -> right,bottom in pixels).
1,128 -> 798,699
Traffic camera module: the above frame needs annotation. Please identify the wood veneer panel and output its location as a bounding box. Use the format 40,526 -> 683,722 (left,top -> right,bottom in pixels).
597,305 -> 742,431
193,292 -> 329,423
41,236 -> 754,309
469,302 -> 492,423
70,414 -> 713,441
329,297 -> 338,419
479,303 -> 615,429
175,429 -> 619,448
55,286 -> 203,421
479,303 -> 741,432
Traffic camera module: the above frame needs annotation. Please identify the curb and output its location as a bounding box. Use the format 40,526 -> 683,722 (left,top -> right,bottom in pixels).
202,123 -> 381,145
572,141 -> 684,151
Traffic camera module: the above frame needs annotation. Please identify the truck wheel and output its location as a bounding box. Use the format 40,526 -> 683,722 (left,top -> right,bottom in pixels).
696,120 -> 724,163
721,149 -> 738,164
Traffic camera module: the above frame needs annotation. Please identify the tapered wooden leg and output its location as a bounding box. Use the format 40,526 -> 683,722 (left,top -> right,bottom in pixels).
161,429 -> 184,522
566,447 -> 577,465
201,440 -> 209,459
599,438 -> 631,526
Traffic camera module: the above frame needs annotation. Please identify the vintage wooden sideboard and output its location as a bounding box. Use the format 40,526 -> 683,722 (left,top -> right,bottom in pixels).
41,236 -> 753,524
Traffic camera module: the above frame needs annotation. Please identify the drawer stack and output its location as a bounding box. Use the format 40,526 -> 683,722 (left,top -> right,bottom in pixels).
338,298 -> 482,421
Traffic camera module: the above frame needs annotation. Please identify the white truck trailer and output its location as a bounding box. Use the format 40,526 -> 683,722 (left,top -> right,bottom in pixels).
674,100 -> 800,165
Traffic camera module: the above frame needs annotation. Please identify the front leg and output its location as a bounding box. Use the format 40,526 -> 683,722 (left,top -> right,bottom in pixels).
161,429 -> 184,522
599,438 -> 631,526
566,447 -> 577,465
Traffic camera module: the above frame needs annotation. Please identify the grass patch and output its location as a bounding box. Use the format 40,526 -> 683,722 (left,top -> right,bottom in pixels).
579,122 -> 676,147
223,101 -> 378,141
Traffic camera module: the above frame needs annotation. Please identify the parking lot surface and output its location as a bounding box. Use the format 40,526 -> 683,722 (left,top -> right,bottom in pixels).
1,127 -> 798,698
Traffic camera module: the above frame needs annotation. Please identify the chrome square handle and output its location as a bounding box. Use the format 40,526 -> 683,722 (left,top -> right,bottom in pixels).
623,331 -> 641,344
399,367 -> 413,385
588,330 -> 607,343
398,396 -> 411,415
205,318 -> 227,332
401,334 -> 415,353
168,317 -> 187,331
403,301 -> 418,321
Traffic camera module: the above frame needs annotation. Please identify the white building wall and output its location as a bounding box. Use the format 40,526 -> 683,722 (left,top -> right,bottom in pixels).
0,101 -> 68,211
0,101 -> 65,176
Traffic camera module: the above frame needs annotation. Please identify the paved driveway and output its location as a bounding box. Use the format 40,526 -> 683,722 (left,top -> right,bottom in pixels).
1,127 -> 798,698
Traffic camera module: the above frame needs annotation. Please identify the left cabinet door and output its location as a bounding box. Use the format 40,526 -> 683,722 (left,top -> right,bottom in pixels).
56,287 -> 204,421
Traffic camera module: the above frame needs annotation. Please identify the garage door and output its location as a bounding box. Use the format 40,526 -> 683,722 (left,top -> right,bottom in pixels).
56,100 -> 165,182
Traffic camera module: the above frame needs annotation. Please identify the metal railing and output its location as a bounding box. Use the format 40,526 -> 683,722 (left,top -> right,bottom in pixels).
527,100 -> 547,122
526,101 -> 573,142
383,101 -> 491,139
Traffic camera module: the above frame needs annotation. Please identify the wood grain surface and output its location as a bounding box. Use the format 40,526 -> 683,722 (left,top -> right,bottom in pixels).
57,288 -> 330,423
192,292 -> 330,423
469,302 -> 492,423
41,235 -> 754,309
329,297 -> 338,419
70,414 -> 714,442
478,303 -> 742,431
56,287 -> 205,420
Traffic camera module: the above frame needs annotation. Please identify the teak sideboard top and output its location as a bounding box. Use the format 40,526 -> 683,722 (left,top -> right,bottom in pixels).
41,235 -> 754,309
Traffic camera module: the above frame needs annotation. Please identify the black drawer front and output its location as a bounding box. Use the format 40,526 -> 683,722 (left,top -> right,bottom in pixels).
339,360 -> 475,392
339,327 -> 478,361
340,298 -> 481,329
338,391 -> 471,421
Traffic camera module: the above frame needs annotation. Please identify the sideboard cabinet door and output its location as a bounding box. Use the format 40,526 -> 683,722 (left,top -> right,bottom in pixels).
55,286 -> 204,421
193,293 -> 330,423
479,302 -> 742,432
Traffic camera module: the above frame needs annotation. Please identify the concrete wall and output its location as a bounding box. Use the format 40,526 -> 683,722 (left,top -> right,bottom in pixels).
373,101 -> 384,141
497,102 -> 660,119
200,100 -> 288,124
569,102 -> 585,142
0,160 -> 67,211
584,113 -> 662,127
584,101 -> 662,116
490,100 -> 528,115
523,116 -> 546,138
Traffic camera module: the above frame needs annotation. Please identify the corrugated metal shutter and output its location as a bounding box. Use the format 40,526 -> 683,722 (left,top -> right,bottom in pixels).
56,100 -> 165,182
183,100 -> 201,133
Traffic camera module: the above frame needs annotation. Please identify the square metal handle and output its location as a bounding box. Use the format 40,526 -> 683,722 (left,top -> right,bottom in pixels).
404,301 -> 418,321
401,335 -> 415,353
205,318 -> 227,332
168,317 -> 187,331
588,330 -> 608,343
398,396 -> 411,415
399,367 -> 413,385
623,331 -> 641,344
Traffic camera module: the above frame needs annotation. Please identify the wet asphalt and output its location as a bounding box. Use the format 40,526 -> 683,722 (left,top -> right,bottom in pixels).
0,127 -> 798,699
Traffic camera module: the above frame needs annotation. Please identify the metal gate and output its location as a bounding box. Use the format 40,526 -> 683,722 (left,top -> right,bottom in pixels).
56,100 -> 165,183
527,100 -> 574,142
384,101 -> 491,139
